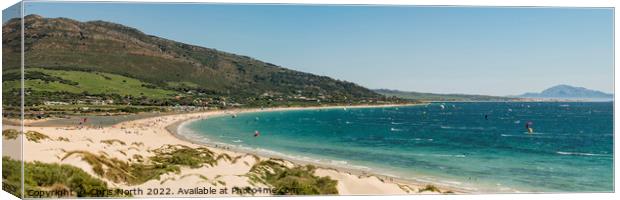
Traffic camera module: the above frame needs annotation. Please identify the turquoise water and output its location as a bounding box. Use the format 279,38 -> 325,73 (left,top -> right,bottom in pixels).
182,102 -> 613,193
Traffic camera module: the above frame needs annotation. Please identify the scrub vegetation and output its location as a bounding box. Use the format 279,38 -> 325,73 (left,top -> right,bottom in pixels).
2,156 -> 126,198
61,145 -> 217,185
25,131 -> 51,143
247,159 -> 338,195
2,129 -> 19,140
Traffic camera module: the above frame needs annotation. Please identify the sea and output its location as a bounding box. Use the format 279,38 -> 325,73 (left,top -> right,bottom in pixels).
180,102 -> 613,193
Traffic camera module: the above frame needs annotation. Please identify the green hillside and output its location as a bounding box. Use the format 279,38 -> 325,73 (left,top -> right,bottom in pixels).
2,15 -> 385,106
3,68 -> 176,99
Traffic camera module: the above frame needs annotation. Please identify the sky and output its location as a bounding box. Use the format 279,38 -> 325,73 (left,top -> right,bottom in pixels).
9,2 -> 615,96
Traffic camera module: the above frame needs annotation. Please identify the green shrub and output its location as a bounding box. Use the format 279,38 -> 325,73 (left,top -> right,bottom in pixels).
61,145 -> 216,185
2,156 -> 126,198
2,156 -> 22,197
25,131 -> 50,143
62,150 -> 180,185
150,144 -> 216,168
2,129 -> 19,140
419,184 -> 441,193
100,139 -> 126,145
247,159 -> 338,195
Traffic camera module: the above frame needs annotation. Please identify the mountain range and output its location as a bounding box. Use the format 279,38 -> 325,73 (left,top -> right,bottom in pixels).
374,89 -> 520,102
376,84 -> 613,102
516,84 -> 613,100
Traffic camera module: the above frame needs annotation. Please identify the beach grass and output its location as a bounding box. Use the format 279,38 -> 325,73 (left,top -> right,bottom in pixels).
25,131 -> 51,143
56,137 -> 70,142
150,144 -> 217,168
215,153 -> 234,162
61,150 -> 180,185
3,129 -> 56,143
247,159 -> 338,195
100,139 -> 126,146
2,156 -> 126,198
397,183 -> 415,193
2,129 -> 19,140
419,184 -> 441,193
61,145 -> 218,185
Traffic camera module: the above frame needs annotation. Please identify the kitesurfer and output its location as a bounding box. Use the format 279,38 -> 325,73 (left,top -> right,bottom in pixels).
525,121 -> 534,134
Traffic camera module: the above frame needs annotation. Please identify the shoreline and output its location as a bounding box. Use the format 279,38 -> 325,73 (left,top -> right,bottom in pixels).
164,103 -> 472,194
7,103 -> 475,196
11,101 -> 609,195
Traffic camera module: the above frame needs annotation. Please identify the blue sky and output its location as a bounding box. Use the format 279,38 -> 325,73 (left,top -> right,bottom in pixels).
14,2 -> 614,96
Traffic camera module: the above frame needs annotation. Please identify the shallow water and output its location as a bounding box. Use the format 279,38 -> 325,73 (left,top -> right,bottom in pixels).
183,102 -> 613,192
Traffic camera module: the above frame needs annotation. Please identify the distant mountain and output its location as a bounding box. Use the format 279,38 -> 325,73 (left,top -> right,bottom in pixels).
2,15 -> 385,106
517,85 -> 613,100
374,89 -> 519,102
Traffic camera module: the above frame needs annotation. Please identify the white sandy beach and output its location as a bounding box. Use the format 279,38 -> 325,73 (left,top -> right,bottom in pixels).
3,104 -> 455,197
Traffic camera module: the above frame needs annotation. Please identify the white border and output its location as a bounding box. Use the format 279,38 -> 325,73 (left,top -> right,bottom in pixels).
0,1 -> 617,200
7,0 -> 619,7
